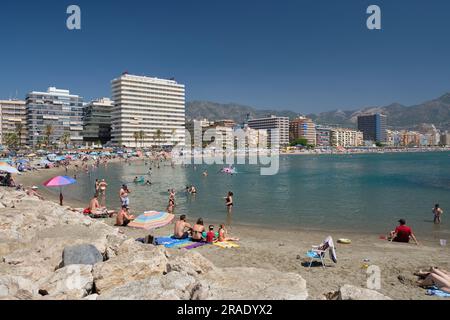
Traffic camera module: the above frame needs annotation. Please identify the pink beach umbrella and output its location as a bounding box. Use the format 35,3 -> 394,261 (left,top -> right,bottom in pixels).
43,176 -> 77,206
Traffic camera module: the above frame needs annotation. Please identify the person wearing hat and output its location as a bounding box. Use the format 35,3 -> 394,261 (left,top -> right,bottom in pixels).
390,219 -> 419,245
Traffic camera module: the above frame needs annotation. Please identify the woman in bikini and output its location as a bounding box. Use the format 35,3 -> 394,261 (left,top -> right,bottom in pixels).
191,218 -> 206,242
217,224 -> 240,242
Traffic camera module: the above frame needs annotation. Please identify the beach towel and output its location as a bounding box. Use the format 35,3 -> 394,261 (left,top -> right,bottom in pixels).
214,241 -> 240,249
426,286 -> 450,297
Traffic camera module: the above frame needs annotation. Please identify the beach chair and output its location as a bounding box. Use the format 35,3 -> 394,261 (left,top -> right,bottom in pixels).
306,236 -> 337,269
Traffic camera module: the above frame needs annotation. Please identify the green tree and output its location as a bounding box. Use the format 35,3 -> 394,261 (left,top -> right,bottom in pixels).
44,124 -> 54,148
15,123 -> 24,147
60,132 -> 71,150
4,133 -> 19,149
138,130 -> 146,148
133,132 -> 140,148
290,138 -> 309,147
155,129 -> 163,147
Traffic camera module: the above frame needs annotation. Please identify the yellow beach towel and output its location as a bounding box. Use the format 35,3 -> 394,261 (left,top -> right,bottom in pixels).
214,241 -> 240,249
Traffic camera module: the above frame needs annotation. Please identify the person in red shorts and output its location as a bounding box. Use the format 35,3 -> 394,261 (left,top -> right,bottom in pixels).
390,219 -> 419,245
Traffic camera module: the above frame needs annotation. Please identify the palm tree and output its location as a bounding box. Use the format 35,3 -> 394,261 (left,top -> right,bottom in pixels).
138,130 -> 146,148
60,132 -> 71,150
133,132 -> 140,149
4,133 -> 19,149
44,124 -> 54,149
15,123 -> 24,147
155,129 -> 163,147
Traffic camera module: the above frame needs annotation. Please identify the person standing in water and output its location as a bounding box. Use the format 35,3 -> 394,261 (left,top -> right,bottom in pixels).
225,191 -> 234,214
433,204 -> 444,224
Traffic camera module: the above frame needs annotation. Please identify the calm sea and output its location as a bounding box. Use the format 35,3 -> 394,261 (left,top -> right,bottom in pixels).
56,152 -> 450,238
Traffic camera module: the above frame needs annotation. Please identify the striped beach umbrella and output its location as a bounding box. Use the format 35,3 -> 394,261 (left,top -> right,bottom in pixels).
129,211 -> 175,231
43,176 -> 77,206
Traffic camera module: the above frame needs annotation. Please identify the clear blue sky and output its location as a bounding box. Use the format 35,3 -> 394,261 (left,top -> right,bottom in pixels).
0,0 -> 449,113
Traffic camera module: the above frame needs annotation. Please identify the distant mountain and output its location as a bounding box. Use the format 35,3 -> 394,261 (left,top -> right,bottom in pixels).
187,93 -> 450,131
186,101 -> 299,124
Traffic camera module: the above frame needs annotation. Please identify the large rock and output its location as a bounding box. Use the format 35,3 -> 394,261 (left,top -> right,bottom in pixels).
201,267 -> 308,300
338,285 -> 392,300
39,265 -> 94,299
0,276 -> 39,300
62,244 -> 103,267
167,250 -> 216,277
93,247 -> 168,294
97,271 -> 199,300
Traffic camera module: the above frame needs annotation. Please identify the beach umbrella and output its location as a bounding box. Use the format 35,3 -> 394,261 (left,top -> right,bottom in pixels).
0,162 -> 19,174
43,176 -> 77,206
129,211 -> 175,231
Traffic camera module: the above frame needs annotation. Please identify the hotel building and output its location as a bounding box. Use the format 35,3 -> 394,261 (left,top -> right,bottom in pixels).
247,115 -> 289,147
316,126 -> 332,147
357,113 -> 387,143
25,87 -> 84,147
0,100 -> 27,146
330,128 -> 364,147
289,116 -> 316,146
83,98 -> 114,146
111,73 -> 186,148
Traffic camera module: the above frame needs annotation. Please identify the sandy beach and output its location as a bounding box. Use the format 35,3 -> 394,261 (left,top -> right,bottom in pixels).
13,163 -> 450,300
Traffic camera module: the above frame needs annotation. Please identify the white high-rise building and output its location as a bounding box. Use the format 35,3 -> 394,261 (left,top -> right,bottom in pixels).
111,73 -> 186,148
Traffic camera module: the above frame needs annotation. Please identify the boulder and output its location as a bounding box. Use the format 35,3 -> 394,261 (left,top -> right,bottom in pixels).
201,267 -> 308,300
97,271 -> 199,300
39,265 -> 94,299
338,285 -> 392,300
93,247 -> 168,294
62,244 -> 103,267
167,250 -> 216,277
0,276 -> 39,300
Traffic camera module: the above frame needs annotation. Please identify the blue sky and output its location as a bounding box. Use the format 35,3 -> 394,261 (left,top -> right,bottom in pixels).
0,0 -> 449,113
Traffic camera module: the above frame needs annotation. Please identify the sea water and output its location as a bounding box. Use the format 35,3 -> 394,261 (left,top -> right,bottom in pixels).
55,152 -> 450,238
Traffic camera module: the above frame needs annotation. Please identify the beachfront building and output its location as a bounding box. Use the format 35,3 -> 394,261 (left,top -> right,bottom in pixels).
440,131 -> 450,146
0,99 -> 27,147
315,126 -> 332,147
25,87 -> 84,147
111,73 -> 186,148
330,128 -> 364,147
185,119 -> 213,148
247,115 -> 289,147
289,116 -> 316,146
237,125 -> 268,149
357,113 -> 387,143
386,130 -> 402,147
83,98 -> 114,146
400,130 -> 420,147
203,121 -> 235,150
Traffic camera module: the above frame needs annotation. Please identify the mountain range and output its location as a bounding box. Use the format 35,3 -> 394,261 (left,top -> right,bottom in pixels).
187,93 -> 450,131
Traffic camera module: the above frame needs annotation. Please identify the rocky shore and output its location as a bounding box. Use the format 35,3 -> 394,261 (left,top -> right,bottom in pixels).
0,188 -> 395,300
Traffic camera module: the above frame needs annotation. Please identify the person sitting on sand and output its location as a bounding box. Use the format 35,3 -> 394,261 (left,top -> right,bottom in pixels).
191,218 -> 206,242
433,204 -> 444,224
206,225 -> 216,244
389,219 -> 419,245
416,268 -> 450,294
88,194 -> 110,216
217,224 -> 240,242
115,205 -> 135,227
174,215 -> 192,239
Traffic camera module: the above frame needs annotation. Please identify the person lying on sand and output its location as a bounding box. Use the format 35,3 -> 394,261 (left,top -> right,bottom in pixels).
389,219 -> 419,245
26,186 -> 44,200
115,205 -> 135,227
416,268 -> 450,294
